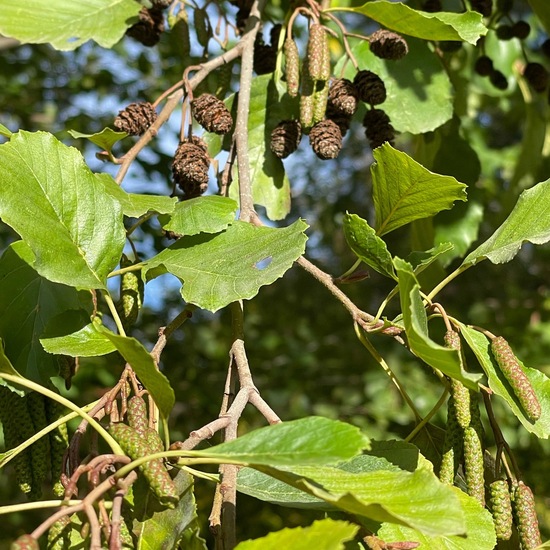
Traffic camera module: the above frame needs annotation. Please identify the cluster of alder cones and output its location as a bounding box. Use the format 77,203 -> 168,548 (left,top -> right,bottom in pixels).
270,25 -> 408,162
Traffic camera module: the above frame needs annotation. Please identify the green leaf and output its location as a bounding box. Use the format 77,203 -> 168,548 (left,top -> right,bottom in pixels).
0,0 -> 141,51
459,324 -> 550,438
69,128 -> 127,153
144,220 -> 308,313
336,38 -> 453,134
98,328 -> 174,419
199,417 -> 369,466
343,213 -> 396,279
98,175 -> 177,218
394,258 -> 481,390
0,131 -> 126,289
254,464 -> 464,536
0,241 -> 85,384
377,486 -> 496,549
41,315 -> 117,357
159,196 -> 238,236
407,243 -> 454,275
207,75 -> 296,221
372,144 -> 467,236
463,178 -> 550,266
132,470 -> 201,550
0,123 -> 13,138
0,339 -> 25,394
234,519 -> 358,550
528,0 -> 550,35
329,2 -> 487,44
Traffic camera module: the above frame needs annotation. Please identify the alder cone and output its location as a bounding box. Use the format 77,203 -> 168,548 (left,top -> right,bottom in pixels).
328,78 -> 359,117
270,120 -> 302,159
422,0 -> 442,11
114,102 -> 157,136
309,119 -> 343,160
353,70 -> 386,105
523,62 -> 549,93
369,29 -> 409,60
191,94 -> 233,134
172,138 -> 210,198
475,55 -> 494,76
363,108 -> 395,149
152,0 -> 172,7
470,0 -> 492,17
326,103 -> 352,136
126,7 -> 165,46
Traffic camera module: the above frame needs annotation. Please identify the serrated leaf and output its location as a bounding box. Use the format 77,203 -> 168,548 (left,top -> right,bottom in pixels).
0,0 -> 141,51
407,243 -> 454,275
463,178 -> 550,266
0,241 -> 85,383
343,213 -> 396,279
0,123 -> 12,138
336,38 -> 453,134
372,144 -> 467,236
98,175 -> 177,218
254,463 -> 464,536
459,324 -> 550,438
234,519 -> 358,550
144,220 -> 308,313
40,314 -> 117,357
198,417 -> 369,466
378,486 -> 496,549
329,1 -> 486,44
69,128 -> 127,153
0,131 -> 126,289
394,258 -> 481,389
159,196 -> 238,236
98,328 -> 174,419
133,470 -> 199,550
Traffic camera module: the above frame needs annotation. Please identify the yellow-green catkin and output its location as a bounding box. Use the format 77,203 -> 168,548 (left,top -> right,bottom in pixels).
489,479 -> 513,541
118,254 -> 144,331
284,37 -> 300,97
513,481 -> 542,549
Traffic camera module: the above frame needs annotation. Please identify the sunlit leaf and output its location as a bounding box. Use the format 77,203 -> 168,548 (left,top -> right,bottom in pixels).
144,220 -> 308,313
343,213 -> 396,279
394,258 -> 481,389
463,178 -> 550,266
407,243 -> 454,275
69,128 -> 127,153
378,487 -> 496,549
372,144 -> 467,236
459,324 -> 550,438
0,242 -> 85,383
0,131 -> 126,289
0,123 -> 12,138
159,196 -> 238,236
0,0 -> 141,50
234,519 -> 358,550
328,1 -> 487,44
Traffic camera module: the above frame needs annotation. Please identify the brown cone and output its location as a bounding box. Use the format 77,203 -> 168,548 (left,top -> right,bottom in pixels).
363,108 -> 395,149
369,30 -> 409,61
270,120 -> 302,159
328,78 -> 359,116
470,0 -> 492,17
172,139 -> 210,198
126,7 -> 165,47
524,62 -> 549,93
114,102 -> 157,135
353,70 -> 387,105
309,119 -> 343,160
191,94 -> 233,134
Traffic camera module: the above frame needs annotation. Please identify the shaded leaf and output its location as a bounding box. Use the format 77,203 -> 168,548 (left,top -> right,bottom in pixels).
0,131 -> 126,289
463,178 -> 550,266
98,328 -> 174,419
144,220 -> 308,313
234,519 -> 358,550
329,1 -> 486,44
0,0 -> 141,51
407,243 -> 454,275
372,144 -> 467,236
459,324 -> 550,438
200,417 -> 369,466
377,486 -> 496,549
337,38 -> 453,134
394,258 -> 481,389
69,128 -> 127,153
0,241 -> 85,384
159,196 -> 238,236
528,0 -> 550,35
99,175 -> 177,218
343,214 -> 396,279
0,339 -> 25,394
